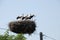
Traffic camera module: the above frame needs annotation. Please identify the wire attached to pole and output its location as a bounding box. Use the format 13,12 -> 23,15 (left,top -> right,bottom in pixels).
0,28 -> 8,30
43,34 -> 56,40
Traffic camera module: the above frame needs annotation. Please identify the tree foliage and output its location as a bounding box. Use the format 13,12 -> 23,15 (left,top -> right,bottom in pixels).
0,30 -> 26,40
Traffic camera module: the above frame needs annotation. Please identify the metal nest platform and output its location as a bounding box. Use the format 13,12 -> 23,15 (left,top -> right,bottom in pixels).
9,20 -> 36,35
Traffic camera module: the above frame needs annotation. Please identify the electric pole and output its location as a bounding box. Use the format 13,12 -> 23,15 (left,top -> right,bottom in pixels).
40,32 -> 43,40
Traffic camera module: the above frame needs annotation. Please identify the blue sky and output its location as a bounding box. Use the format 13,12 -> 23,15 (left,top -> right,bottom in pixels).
0,0 -> 60,40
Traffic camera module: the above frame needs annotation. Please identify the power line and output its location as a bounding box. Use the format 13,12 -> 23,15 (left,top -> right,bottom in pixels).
43,34 -> 56,40
0,28 -> 8,30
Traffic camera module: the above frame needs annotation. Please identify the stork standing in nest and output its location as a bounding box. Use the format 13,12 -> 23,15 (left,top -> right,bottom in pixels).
25,15 -> 35,20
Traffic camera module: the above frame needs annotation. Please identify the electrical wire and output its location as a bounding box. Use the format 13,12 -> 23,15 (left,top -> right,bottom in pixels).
43,34 -> 56,40
0,28 -> 8,30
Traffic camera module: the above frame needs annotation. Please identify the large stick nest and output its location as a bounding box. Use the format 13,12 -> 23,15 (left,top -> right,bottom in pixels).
9,20 -> 36,34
